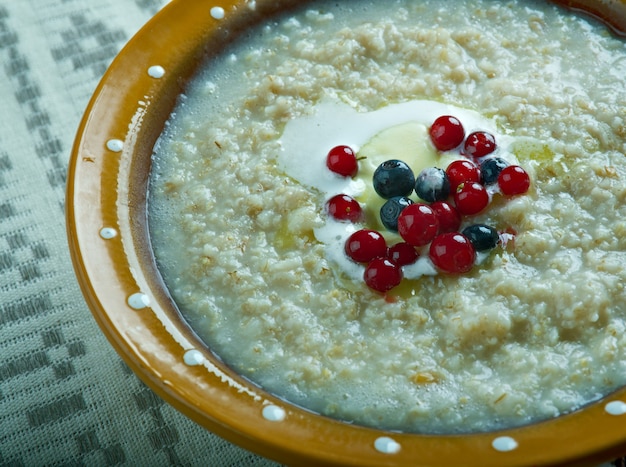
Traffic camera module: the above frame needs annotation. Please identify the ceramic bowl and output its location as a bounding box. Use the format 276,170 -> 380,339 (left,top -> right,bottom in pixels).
66,1 -> 626,465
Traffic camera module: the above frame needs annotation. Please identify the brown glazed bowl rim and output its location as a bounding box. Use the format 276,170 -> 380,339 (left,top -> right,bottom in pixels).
66,1 -> 626,465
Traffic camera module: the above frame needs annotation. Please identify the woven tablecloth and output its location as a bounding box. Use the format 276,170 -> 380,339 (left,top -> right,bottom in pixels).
0,1 -> 281,465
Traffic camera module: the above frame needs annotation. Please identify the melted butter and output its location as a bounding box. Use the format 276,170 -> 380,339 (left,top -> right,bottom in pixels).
387,275 -> 423,300
511,138 -> 555,164
356,121 -> 445,233
511,138 -> 567,181
274,216 -> 316,251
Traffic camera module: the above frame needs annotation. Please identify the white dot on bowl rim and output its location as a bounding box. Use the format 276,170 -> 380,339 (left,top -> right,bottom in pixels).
262,405 -> 286,422
491,436 -> 518,452
183,349 -> 205,366
210,6 -> 225,19
374,436 -> 401,454
106,139 -> 124,152
127,292 -> 150,310
148,65 -> 165,78
605,400 -> 626,415
99,227 -> 117,239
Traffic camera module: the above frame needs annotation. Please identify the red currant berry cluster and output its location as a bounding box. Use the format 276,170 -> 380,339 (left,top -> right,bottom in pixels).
326,193 -> 363,222
326,145 -> 358,177
325,146 -> 363,222
325,146 -> 417,292
343,229 -> 412,292
322,114 -> 531,294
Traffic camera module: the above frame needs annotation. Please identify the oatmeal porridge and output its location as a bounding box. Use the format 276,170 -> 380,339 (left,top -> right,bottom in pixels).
148,0 -> 626,434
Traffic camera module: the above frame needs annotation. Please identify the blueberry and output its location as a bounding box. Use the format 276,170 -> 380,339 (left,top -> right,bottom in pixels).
461,224 -> 500,251
414,167 -> 450,202
380,196 -> 414,232
480,157 -> 509,185
373,160 -> 416,199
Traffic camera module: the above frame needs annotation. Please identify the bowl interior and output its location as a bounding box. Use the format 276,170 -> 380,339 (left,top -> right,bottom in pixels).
67,0 -> 626,465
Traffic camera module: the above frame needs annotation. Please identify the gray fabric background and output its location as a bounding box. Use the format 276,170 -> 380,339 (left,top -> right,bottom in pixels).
0,1 -> 279,465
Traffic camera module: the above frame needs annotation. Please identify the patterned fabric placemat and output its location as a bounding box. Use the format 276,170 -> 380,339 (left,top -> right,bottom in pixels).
0,1 -> 280,465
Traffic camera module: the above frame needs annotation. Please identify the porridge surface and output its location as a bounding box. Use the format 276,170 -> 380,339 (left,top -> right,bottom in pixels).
148,0 -> 626,433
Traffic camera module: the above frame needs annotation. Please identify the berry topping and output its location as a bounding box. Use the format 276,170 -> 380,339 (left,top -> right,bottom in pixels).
380,196 -> 414,232
414,167 -> 451,202
326,194 -> 363,222
397,203 -> 439,247
429,115 -> 465,151
446,159 -> 481,191
373,159 -> 416,199
454,181 -> 489,215
430,201 -> 462,234
387,242 -> 419,266
463,131 -> 497,159
364,258 -> 403,293
480,157 -> 509,185
462,224 -> 500,251
429,233 -> 476,274
498,165 -> 530,196
345,229 -> 387,263
321,116 -> 532,292
326,145 -> 358,177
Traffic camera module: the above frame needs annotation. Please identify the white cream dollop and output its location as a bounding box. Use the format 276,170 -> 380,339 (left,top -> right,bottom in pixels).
278,97 -> 515,282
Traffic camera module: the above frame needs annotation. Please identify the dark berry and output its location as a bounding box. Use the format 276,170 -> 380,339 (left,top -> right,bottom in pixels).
462,224 -> 500,251
430,201 -> 462,234
429,233 -> 476,274
464,131 -> 497,159
345,229 -> 387,263
480,157 -> 509,185
326,145 -> 358,177
326,194 -> 362,222
388,242 -> 419,266
414,167 -> 451,202
429,115 -> 465,151
364,258 -> 403,293
498,165 -> 530,196
454,182 -> 489,215
446,159 -> 481,191
397,203 -> 439,247
372,159 -> 416,199
380,196 -> 414,232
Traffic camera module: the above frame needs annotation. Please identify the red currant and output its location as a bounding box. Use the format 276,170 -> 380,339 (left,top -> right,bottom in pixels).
463,131 -> 496,159
446,159 -> 481,191
326,194 -> 363,222
387,242 -> 419,266
498,165 -> 530,196
326,145 -> 358,177
364,258 -> 403,293
345,229 -> 387,263
430,115 -> 465,151
397,203 -> 439,247
430,201 -> 462,233
429,233 -> 476,274
454,182 -> 489,215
